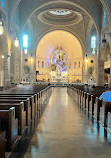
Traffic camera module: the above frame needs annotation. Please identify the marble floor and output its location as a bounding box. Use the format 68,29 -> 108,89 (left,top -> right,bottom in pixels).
23,87 -> 111,158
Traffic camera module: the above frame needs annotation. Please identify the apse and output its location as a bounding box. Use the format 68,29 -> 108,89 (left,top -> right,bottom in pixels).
36,30 -> 83,83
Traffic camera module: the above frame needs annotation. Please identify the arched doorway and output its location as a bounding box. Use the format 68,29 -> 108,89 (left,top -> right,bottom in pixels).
36,30 -> 83,83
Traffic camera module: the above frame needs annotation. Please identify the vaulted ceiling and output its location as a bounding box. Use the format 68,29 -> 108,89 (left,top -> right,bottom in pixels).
8,0 -> 110,55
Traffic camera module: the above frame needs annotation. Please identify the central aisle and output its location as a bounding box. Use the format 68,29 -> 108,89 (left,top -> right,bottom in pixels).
24,87 -> 111,158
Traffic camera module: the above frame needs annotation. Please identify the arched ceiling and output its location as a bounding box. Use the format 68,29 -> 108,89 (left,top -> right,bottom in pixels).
15,0 -> 103,30
36,30 -> 83,59
8,0 -> 110,57
10,0 -> 109,25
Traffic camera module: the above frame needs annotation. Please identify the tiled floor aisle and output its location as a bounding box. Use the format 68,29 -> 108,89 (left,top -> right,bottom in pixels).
23,87 -> 111,158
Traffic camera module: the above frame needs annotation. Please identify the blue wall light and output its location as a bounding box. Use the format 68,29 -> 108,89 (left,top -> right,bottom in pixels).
23,35 -> 28,48
91,36 -> 96,49
2,0 -> 4,8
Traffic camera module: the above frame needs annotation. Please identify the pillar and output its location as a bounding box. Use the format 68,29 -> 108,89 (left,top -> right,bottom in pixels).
108,21 -> 111,88
97,44 -> 104,86
14,47 -> 21,84
4,54 -> 11,86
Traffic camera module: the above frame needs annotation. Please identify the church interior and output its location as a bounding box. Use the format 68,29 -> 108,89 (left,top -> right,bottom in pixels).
0,0 -> 111,158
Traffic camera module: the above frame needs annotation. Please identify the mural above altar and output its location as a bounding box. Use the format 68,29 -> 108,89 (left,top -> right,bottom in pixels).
50,47 -> 68,82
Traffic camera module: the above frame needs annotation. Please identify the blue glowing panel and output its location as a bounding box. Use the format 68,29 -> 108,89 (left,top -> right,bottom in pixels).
92,49 -> 96,55
103,11 -> 106,27
2,0 -> 4,8
23,35 -> 28,48
91,36 -> 96,49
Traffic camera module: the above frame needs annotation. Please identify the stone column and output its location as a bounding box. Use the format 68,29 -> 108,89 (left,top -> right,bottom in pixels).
108,43 -> 111,88
14,47 -> 21,84
4,54 -> 11,86
30,54 -> 36,84
97,44 -> 104,86
108,21 -> 111,88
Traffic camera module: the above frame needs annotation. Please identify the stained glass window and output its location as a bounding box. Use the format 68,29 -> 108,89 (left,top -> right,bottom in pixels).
103,11 -> 106,27
38,61 -> 40,68
91,36 -> 96,49
50,48 -> 67,72
42,61 -> 44,68
79,62 -> 80,68
2,0 -> 4,8
74,62 -> 76,68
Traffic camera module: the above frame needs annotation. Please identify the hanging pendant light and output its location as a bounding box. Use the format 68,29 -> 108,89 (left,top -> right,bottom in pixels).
24,48 -> 28,54
85,54 -> 88,63
14,38 -> 19,47
2,55 -> 4,59
0,21 -> 4,35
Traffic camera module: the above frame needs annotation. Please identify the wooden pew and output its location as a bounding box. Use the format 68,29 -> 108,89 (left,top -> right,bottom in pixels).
0,99 -> 30,126
0,102 -> 25,135
0,130 -> 5,158
89,95 -> 95,115
0,119 -> 5,158
0,96 -> 34,120
79,90 -> 82,107
83,92 -> 87,109
0,94 -> 38,119
99,101 -> 111,128
94,97 -> 102,121
86,93 -> 91,111
80,90 -> 83,107
0,107 -> 18,151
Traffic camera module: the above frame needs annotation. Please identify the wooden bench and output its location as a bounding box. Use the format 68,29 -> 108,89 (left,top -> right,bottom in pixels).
0,99 -> 30,126
89,95 -> 95,115
0,102 -> 25,135
0,107 -> 18,151
80,90 -> 83,107
0,119 -> 5,158
99,101 -> 111,128
0,94 -> 38,119
0,130 -> 5,158
83,92 -> 87,109
0,96 -> 35,120
86,93 -> 91,111
94,97 -> 102,121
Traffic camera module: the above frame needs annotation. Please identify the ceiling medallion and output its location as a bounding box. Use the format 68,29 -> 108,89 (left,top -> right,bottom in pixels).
49,9 -> 72,16
38,9 -> 83,26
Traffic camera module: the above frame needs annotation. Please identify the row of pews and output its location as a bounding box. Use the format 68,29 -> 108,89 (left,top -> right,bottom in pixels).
67,85 -> 111,132
0,84 -> 52,158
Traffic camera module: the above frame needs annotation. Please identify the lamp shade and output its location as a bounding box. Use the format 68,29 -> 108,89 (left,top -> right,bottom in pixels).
15,38 -> 19,47
0,21 -> 4,35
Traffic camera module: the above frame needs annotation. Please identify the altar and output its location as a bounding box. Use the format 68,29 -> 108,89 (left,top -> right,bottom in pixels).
50,71 -> 68,83
49,47 -> 68,83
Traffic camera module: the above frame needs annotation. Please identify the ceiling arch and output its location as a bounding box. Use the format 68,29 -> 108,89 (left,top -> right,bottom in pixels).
18,0 -> 102,31
31,27 -> 86,57
36,30 -> 83,59
10,0 -> 110,23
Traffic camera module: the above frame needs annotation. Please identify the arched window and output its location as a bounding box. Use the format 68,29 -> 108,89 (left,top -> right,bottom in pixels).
47,62 -> 49,68
91,36 -> 96,49
103,11 -> 106,27
69,62 -> 72,69
79,62 -> 80,68
38,61 -> 40,68
42,61 -> 44,68
2,0 -> 4,8
74,62 -> 76,68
